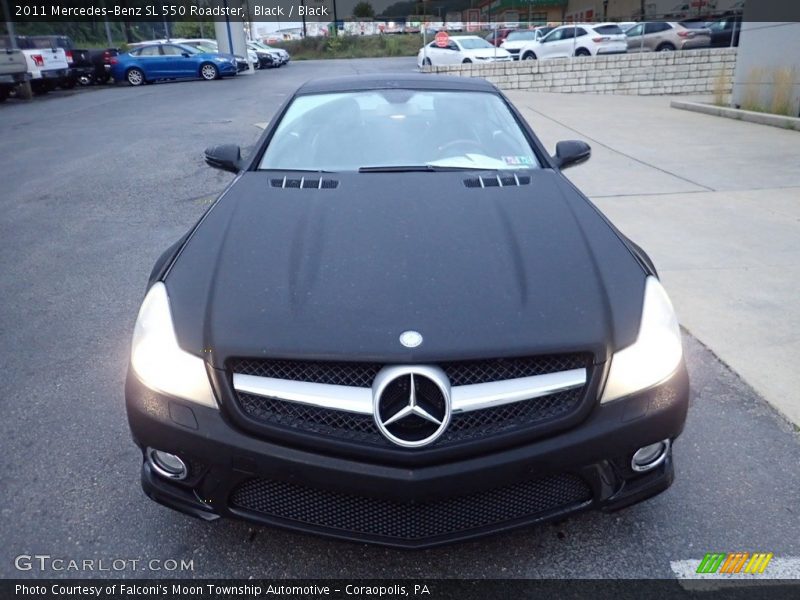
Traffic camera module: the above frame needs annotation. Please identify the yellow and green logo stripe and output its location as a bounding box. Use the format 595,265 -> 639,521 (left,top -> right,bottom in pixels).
696,552 -> 774,574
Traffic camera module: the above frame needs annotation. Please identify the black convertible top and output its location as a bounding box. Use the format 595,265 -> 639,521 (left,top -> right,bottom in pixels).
296,73 -> 497,95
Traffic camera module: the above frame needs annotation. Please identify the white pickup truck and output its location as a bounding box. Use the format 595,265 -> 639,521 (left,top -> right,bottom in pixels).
0,47 -> 30,101
1,35 -> 69,94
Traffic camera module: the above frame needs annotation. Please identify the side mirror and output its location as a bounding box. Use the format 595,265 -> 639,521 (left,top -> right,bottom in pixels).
552,140 -> 591,170
204,144 -> 242,173
182,52 -> 190,57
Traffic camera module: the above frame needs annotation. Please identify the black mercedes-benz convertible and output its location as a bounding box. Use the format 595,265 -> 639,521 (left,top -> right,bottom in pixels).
126,74 -> 689,548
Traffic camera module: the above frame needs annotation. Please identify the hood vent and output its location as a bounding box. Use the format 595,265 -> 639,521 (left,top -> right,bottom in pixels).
464,174 -> 531,188
270,177 -> 339,189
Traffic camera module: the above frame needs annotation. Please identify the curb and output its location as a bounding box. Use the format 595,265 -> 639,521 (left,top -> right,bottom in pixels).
670,99 -> 800,131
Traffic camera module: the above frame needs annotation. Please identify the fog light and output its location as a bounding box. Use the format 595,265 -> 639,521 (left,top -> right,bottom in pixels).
147,448 -> 188,480
631,439 -> 670,472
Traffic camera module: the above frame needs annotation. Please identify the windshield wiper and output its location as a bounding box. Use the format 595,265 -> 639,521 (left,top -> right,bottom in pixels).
358,165 -> 491,173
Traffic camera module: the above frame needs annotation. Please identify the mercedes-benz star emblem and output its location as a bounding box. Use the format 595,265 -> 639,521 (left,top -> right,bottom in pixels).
399,330 -> 423,348
372,366 -> 451,448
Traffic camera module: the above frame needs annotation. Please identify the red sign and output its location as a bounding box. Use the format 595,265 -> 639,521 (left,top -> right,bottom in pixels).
435,31 -> 449,48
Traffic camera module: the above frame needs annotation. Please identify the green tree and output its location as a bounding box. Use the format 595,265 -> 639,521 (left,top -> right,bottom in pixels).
352,1 -> 376,18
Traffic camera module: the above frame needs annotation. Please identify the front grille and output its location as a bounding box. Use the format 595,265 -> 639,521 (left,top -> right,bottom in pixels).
231,353 -> 590,447
229,473 -> 592,541
235,384 -> 584,447
231,353 -> 589,388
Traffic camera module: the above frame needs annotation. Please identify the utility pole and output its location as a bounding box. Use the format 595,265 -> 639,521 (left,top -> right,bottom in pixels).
99,0 -> 113,45
1,0 -> 17,47
332,0 -> 338,36
301,0 -> 307,38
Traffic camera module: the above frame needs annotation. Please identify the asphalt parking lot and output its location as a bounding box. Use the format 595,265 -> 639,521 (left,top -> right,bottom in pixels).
1,57 -> 798,579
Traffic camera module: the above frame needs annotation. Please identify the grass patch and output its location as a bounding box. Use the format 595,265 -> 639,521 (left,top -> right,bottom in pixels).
737,66 -> 799,118
712,68 -> 731,106
771,67 -> 796,117
274,34 -> 426,60
740,67 -> 766,112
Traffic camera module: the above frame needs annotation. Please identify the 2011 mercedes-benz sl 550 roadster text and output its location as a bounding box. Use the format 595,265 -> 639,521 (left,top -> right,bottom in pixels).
126,74 -> 689,548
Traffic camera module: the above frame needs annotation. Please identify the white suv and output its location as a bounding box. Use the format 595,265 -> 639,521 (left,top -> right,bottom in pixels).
518,23 -> 627,60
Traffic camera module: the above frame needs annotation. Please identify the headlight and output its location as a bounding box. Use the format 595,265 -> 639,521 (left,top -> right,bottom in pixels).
214,57 -> 228,63
600,277 -> 683,403
130,282 -> 217,408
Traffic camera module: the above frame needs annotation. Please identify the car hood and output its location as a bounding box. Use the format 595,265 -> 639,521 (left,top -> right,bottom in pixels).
165,170 -> 646,368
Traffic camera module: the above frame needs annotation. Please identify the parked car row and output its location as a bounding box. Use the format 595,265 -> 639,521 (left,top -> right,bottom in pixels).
129,38 -> 290,72
478,17 -> 738,64
110,39 -> 289,86
1,35 -> 120,95
0,35 -> 291,101
513,23 -> 629,60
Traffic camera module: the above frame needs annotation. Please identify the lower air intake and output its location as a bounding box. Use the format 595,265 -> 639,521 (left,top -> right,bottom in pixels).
229,473 -> 592,542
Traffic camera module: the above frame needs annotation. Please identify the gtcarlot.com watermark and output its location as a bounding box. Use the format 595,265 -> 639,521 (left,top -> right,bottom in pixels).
14,554 -> 194,573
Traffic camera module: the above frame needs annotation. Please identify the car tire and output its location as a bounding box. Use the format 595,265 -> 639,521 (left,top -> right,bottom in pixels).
522,52 -> 537,60
656,43 -> 676,52
422,57 -> 432,66
462,58 -> 472,64
575,48 -> 591,57
94,72 -> 109,85
200,62 -> 219,81
126,68 -> 145,86
16,81 -> 33,100
0,87 -> 7,103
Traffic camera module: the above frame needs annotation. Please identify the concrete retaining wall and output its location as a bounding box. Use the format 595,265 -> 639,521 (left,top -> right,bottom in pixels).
425,48 -> 738,96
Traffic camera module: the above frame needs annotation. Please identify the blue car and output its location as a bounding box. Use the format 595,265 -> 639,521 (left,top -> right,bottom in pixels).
111,42 -> 237,86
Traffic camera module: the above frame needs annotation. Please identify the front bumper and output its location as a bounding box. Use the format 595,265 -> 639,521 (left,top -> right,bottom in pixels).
126,362 -> 689,548
219,62 -> 238,75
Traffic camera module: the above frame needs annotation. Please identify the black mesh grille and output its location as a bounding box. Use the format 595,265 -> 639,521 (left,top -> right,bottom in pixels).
444,388 -> 583,439
229,473 -> 592,541
230,354 -> 589,388
235,385 -> 583,447
443,354 -> 588,387
232,358 -> 382,387
237,391 -> 380,444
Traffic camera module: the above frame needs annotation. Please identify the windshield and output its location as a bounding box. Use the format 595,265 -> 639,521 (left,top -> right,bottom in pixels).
178,44 -> 202,54
506,31 -> 536,41
189,42 -> 217,53
458,38 -> 494,50
258,90 -> 539,172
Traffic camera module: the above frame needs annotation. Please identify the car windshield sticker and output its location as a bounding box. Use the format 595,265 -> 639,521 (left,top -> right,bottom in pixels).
502,155 -> 534,166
